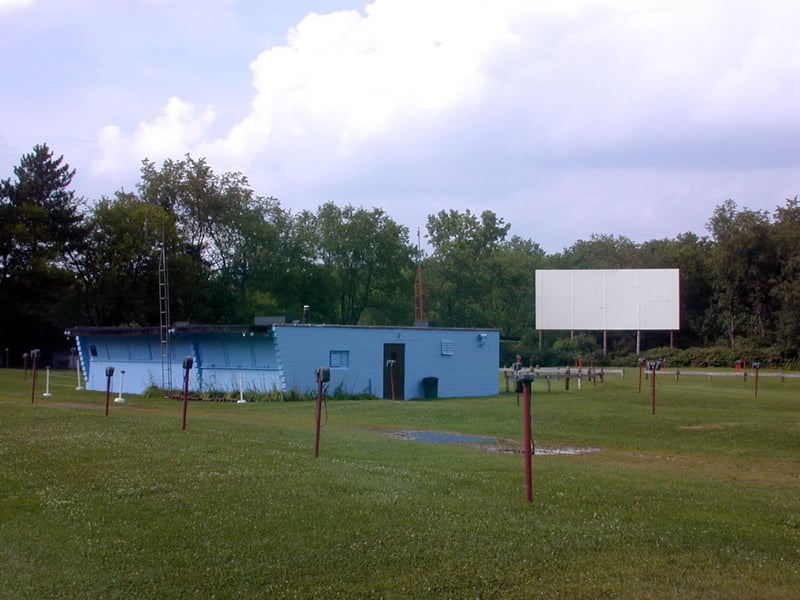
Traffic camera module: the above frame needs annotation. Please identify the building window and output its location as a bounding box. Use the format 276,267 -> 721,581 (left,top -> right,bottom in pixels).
89,345 -> 98,357
329,350 -> 350,368
441,340 -> 454,356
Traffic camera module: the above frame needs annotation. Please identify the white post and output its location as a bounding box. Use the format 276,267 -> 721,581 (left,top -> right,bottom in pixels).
43,366 -> 53,397
237,372 -> 246,403
72,347 -> 84,390
114,370 -> 126,403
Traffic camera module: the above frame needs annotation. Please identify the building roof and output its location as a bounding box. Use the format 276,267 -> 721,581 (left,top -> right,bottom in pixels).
65,321 -> 500,338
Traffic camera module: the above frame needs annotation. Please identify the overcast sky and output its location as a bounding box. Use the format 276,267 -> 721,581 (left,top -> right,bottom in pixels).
2,0 -> 799,253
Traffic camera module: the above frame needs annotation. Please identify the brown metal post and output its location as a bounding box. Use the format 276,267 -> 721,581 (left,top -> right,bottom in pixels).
181,356 -> 193,431
651,364 -> 656,415
30,350 -> 40,403
754,365 -> 760,399
384,360 -> 397,401
314,378 -> 323,458
181,373 -> 189,430
523,378 -> 533,503
105,375 -> 112,415
104,366 -> 114,416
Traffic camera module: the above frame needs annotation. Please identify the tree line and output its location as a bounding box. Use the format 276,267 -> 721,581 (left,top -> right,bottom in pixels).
2,144 -> 799,367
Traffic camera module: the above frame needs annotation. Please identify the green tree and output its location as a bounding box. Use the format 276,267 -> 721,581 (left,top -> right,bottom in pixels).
0,144 -> 86,357
706,199 -> 778,348
770,196 -> 800,359
76,192 -> 174,325
136,156 -> 257,323
300,202 -> 415,325
212,197 -> 321,323
553,234 -> 638,269
91,156 -> 331,327
0,144 -> 85,277
489,235 -> 547,338
424,209 -> 511,328
139,155 -> 221,260
638,233 -> 715,347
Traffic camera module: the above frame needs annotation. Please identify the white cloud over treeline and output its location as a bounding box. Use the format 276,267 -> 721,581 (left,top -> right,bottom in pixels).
17,0 -> 798,249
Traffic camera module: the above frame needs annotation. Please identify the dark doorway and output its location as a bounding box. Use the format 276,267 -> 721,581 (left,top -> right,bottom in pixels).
383,343 -> 405,400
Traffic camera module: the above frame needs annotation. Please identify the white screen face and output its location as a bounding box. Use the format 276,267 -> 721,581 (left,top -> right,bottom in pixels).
535,269 -> 680,330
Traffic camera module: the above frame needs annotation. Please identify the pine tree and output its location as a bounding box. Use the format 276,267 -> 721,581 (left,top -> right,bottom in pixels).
0,144 -> 86,362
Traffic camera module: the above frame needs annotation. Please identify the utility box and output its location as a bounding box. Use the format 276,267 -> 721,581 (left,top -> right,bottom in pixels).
517,371 -> 534,384
422,377 -> 438,399
315,366 -> 330,383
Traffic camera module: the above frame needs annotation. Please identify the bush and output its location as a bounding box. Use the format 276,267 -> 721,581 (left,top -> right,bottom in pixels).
243,389 -> 312,402
143,385 -> 168,399
516,341 -> 799,370
509,333 -> 604,368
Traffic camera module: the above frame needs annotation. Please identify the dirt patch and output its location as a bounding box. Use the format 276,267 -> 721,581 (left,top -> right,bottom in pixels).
49,402 -> 105,410
489,445 -> 601,456
391,430 -> 601,456
395,430 -> 498,444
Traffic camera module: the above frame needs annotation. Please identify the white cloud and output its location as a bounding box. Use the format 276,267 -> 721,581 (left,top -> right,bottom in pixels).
0,0 -> 33,10
85,0 -> 800,249
219,1 -> 509,159
93,97 -> 216,176
211,0 -> 800,169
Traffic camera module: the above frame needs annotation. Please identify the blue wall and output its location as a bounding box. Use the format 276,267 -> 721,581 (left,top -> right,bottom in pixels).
75,325 -> 499,399
274,324 -> 499,399
76,331 -> 280,395
77,334 -> 179,395
194,332 -> 281,393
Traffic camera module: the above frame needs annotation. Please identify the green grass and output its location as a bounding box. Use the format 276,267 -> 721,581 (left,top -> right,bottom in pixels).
1,368 -> 799,598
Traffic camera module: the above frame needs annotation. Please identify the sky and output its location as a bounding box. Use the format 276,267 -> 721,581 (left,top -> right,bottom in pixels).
2,0 -> 799,253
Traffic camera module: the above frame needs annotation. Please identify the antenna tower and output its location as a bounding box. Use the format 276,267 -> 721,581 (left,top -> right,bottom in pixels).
158,235 -> 172,390
414,228 -> 425,324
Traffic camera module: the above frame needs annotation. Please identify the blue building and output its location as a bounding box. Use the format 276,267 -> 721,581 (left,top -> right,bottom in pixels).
66,321 -> 500,400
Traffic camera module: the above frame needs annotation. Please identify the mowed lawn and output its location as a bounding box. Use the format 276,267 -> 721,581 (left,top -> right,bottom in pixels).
1,367 -> 798,598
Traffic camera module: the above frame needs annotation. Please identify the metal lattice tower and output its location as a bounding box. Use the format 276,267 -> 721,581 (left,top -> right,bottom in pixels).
414,228 -> 425,324
158,242 -> 172,391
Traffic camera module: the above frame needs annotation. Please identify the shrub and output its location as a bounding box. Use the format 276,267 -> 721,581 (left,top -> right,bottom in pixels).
143,385 -> 167,399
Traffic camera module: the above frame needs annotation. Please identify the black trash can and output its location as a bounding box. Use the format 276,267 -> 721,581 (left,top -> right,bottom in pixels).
422,377 -> 438,399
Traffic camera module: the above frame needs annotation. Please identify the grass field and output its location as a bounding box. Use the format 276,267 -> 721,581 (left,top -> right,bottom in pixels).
1,367 -> 798,598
